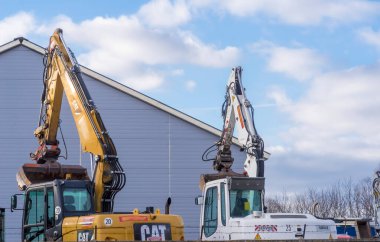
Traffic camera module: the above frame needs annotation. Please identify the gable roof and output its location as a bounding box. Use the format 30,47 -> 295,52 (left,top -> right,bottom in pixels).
1,37 -> 224,135
0,37 -> 270,158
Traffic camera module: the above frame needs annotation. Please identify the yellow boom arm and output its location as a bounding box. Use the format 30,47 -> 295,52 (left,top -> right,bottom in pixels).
23,29 -> 125,212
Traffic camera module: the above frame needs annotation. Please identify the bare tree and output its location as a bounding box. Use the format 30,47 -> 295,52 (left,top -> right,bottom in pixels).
265,190 -> 292,213
266,177 -> 374,218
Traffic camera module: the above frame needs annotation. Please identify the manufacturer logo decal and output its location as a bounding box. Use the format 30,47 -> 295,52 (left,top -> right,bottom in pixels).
77,230 -> 94,241
255,225 -> 278,232
133,223 -> 171,241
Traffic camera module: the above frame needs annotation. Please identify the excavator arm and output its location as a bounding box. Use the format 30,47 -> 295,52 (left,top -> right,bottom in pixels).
18,29 -> 125,212
204,67 -> 267,177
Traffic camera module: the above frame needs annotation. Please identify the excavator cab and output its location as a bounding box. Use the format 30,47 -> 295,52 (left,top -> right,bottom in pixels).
15,179 -> 94,241
197,176 -> 265,240
13,177 -> 185,242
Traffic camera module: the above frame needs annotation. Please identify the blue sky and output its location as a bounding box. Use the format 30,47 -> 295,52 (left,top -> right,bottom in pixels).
1,0 -> 380,195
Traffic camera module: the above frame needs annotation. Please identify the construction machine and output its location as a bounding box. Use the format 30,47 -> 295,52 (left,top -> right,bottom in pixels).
11,29 -> 184,241
196,66 -> 337,240
373,171 -> 380,236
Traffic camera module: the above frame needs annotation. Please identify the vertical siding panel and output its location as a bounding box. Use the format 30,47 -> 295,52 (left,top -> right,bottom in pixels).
0,46 -> 46,241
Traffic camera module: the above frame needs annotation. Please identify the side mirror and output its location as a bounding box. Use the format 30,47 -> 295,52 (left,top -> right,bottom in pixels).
11,195 -> 17,212
11,194 -> 24,212
195,196 -> 203,205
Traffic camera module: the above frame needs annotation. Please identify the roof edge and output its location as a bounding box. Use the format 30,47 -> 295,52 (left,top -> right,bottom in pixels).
22,39 -> 46,54
79,66 -> 222,137
0,38 -> 223,138
0,38 -> 22,53
0,38 -> 270,153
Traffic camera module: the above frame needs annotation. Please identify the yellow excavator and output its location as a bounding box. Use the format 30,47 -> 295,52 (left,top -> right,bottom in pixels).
11,29 -> 184,241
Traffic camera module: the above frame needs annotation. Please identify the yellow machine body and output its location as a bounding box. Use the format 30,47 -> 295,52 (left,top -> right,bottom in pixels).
62,213 -> 184,241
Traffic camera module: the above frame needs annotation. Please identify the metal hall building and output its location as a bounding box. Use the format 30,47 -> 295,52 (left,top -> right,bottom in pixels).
0,37 -> 246,241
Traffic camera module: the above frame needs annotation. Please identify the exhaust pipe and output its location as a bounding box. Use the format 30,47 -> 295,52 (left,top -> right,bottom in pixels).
165,197 -> 172,214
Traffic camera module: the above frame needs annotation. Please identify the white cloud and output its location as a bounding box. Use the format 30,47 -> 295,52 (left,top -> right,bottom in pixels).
267,86 -> 292,107
258,44 -> 380,188
259,43 -> 380,164
270,64 -> 380,165
179,31 -> 239,67
0,9 -> 240,92
266,145 -> 289,154
0,12 -> 36,44
125,71 -> 165,90
137,0 -> 191,28
358,27 -> 380,49
34,14 -> 239,91
193,0 -> 380,26
185,80 -> 196,91
252,42 -> 327,81
171,69 -> 184,76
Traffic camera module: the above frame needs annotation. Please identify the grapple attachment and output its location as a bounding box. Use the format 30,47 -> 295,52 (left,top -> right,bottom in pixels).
17,162 -> 89,190
199,170 -> 245,190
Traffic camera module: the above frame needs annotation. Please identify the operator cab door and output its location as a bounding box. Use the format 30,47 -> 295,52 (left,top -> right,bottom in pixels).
202,185 -> 218,240
218,182 -> 229,240
23,186 -> 57,242
201,182 -> 229,240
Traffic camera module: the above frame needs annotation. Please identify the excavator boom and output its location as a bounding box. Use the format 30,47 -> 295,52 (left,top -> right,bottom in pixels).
12,29 -> 184,242
17,29 -> 125,212
203,66 -> 267,178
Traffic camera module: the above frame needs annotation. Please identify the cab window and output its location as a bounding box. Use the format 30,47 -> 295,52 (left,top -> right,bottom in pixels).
220,183 -> 226,226
203,186 -> 218,237
47,187 -> 55,229
24,189 -> 45,241
63,187 -> 92,212
230,189 -> 262,217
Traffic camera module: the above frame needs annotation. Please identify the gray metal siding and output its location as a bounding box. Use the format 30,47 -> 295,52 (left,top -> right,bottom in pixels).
0,46 -> 45,241
0,45 -> 246,240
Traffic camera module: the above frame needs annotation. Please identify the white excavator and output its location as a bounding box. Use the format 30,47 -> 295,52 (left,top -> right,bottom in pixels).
196,66 -> 337,240
373,171 -> 380,236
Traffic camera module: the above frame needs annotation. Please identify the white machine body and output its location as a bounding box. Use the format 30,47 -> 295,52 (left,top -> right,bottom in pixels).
197,177 -> 337,240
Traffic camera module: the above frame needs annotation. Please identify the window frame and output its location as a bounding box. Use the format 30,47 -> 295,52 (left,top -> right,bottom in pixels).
220,183 -> 226,226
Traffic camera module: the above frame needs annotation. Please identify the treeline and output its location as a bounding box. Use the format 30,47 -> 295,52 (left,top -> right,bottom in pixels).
265,177 -> 374,218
